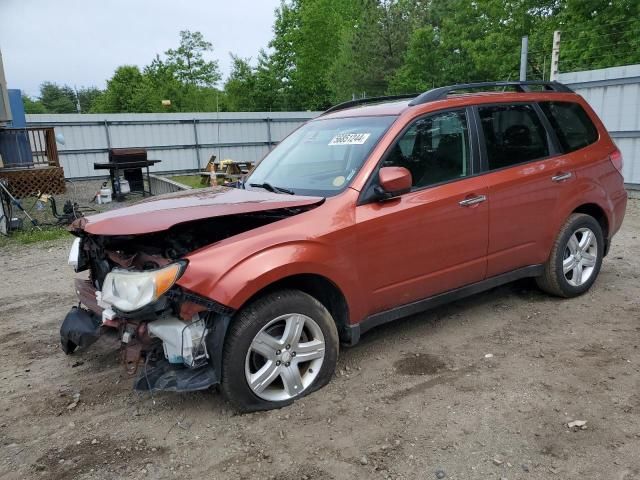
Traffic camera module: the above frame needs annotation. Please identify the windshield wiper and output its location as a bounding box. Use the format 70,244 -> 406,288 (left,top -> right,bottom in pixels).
249,182 -> 295,195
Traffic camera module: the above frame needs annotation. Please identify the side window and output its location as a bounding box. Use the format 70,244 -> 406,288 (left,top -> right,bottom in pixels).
383,110 -> 470,189
478,104 -> 550,170
539,101 -> 599,153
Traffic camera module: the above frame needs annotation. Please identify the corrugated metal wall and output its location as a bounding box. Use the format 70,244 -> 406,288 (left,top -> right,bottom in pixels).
28,68 -> 640,185
559,64 -> 640,186
26,112 -> 320,179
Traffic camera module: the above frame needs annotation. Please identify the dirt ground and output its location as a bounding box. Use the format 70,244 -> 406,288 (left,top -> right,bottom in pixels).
1,199 -> 639,480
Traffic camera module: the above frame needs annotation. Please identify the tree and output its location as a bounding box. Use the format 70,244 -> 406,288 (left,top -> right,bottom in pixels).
224,55 -> 258,111
165,30 -> 222,87
39,82 -> 77,113
388,25 -> 443,93
22,94 -> 46,114
554,0 -> 640,72
329,0 -> 411,102
91,66 -> 158,113
76,87 -> 103,113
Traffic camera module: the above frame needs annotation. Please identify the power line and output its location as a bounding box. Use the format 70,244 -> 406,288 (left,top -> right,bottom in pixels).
559,40 -> 640,55
557,17 -> 640,33
560,28 -> 640,42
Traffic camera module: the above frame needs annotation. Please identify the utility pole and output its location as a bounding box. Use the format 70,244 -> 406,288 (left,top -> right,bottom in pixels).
550,30 -> 561,81
519,36 -> 528,81
73,85 -> 81,113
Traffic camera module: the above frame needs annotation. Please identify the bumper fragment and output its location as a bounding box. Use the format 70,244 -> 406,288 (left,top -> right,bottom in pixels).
60,306 -> 102,354
134,357 -> 218,392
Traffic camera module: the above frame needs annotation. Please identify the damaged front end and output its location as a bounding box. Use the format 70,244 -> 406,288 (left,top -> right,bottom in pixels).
61,208 -> 309,393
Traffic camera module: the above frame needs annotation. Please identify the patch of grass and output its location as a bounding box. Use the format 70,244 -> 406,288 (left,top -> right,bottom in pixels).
167,175 -> 207,189
0,226 -> 71,247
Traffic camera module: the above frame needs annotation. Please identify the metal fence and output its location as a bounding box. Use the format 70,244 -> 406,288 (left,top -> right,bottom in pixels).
25,111 -> 320,179
559,64 -> 640,187
26,68 -> 640,186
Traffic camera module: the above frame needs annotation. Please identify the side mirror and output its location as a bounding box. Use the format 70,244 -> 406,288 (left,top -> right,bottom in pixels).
376,166 -> 412,200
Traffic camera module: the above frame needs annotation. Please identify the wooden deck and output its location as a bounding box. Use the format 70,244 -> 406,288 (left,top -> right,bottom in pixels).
0,127 -> 66,198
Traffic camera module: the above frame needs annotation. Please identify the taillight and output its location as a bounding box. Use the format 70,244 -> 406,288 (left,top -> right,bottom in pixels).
610,148 -> 623,173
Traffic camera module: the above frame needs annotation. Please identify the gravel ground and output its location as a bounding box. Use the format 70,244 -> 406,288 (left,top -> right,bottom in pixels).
0,198 -> 639,480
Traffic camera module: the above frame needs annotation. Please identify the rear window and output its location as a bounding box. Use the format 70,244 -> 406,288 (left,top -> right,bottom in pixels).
478,104 -> 550,170
539,101 -> 599,153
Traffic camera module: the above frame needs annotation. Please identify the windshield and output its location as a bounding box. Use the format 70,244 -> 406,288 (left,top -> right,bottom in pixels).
246,115 -> 397,196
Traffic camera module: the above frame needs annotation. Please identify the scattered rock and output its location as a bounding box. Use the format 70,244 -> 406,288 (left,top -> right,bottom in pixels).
567,420 -> 587,430
91,438 -> 99,445
360,456 -> 368,465
521,464 -> 530,472
493,458 -> 504,466
435,468 -> 446,478
66,392 -> 81,410
484,353 -> 494,358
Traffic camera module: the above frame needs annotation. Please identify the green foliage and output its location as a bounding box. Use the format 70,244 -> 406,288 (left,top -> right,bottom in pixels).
22,94 -> 46,114
39,82 -> 77,113
25,4 -> 640,114
555,0 -> 640,72
23,83 -> 102,114
91,31 -> 224,113
165,30 -> 221,87
224,55 -> 258,111
76,87 -> 103,113
91,66 -> 159,113
0,226 -> 69,247
167,174 -> 207,189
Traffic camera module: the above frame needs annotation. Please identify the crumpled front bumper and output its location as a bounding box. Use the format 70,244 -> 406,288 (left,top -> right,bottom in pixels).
134,356 -> 219,392
60,302 -> 232,393
60,306 -> 102,354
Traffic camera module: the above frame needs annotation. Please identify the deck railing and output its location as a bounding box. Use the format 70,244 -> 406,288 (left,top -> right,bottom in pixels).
0,127 -> 60,169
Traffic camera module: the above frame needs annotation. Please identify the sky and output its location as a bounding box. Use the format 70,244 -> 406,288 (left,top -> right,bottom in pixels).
0,0 -> 281,96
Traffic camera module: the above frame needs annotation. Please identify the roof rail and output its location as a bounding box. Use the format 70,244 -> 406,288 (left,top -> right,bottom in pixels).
322,94 -> 418,115
408,81 -> 573,106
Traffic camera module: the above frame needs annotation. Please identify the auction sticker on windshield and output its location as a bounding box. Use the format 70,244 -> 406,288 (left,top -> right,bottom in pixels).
329,133 -> 371,146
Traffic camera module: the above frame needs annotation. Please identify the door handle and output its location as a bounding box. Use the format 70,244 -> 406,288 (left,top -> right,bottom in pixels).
551,172 -> 572,182
459,194 -> 487,207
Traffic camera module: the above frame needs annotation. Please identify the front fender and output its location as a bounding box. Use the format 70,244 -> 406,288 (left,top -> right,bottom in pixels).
177,240 -> 364,322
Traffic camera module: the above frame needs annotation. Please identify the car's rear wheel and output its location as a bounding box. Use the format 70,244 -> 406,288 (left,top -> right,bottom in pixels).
221,290 -> 339,412
536,213 -> 604,297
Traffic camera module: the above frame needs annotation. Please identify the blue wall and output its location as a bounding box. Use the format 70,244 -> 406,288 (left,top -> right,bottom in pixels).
8,89 -> 26,127
0,89 -> 33,166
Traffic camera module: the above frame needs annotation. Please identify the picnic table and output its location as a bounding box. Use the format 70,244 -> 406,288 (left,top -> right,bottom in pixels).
200,158 -> 254,186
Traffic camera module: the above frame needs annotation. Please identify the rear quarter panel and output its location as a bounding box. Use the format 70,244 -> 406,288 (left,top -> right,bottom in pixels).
546,97 -> 626,254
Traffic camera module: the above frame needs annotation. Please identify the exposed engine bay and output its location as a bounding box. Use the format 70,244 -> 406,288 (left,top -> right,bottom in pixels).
79,209 -> 305,289
61,207 -> 313,393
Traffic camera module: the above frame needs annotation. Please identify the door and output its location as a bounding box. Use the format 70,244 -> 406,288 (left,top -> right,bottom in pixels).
475,103 -> 572,277
356,109 -> 489,315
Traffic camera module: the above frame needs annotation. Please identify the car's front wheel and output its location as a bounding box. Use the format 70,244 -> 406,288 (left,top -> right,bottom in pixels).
536,213 -> 604,297
221,290 -> 339,412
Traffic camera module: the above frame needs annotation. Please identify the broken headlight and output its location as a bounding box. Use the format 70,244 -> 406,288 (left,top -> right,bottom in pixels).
101,262 -> 186,312
68,237 -> 81,270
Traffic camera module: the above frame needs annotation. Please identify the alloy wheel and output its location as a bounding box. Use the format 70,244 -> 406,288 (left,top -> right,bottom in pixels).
563,227 -> 598,287
244,313 -> 325,402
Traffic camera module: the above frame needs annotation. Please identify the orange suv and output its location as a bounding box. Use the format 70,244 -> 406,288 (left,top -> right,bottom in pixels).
62,81 -> 627,411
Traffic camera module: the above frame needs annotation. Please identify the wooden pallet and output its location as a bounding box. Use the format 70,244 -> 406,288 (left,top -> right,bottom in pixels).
0,167 -> 66,198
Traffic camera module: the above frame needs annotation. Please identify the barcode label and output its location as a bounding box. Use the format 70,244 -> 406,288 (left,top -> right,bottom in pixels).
329,133 -> 371,146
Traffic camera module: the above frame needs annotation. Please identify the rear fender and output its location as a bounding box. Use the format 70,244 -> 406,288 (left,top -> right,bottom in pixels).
549,176 -> 613,256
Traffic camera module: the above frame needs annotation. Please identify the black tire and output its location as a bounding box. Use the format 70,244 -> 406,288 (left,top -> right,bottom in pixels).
221,289 -> 339,413
536,213 -> 604,298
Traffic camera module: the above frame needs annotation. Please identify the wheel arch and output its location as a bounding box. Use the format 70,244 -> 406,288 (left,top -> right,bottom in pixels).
234,273 -> 352,344
571,202 -> 610,254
